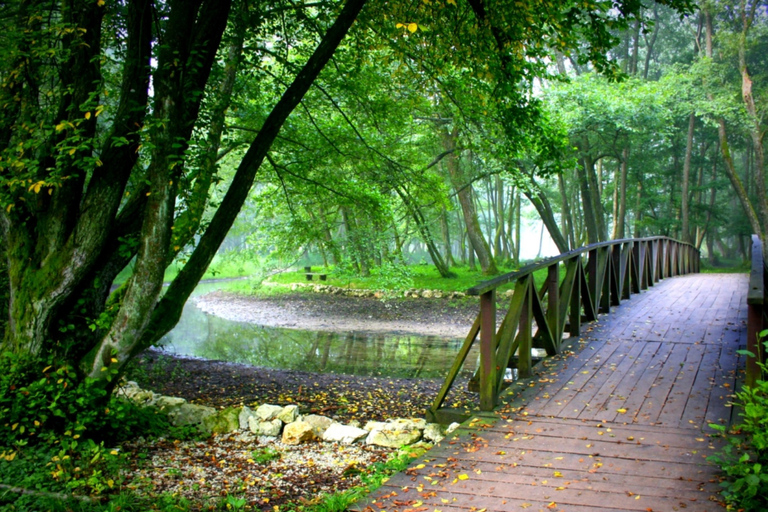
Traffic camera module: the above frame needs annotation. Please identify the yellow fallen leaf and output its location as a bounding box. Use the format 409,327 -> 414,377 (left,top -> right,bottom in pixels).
458,474 -> 469,480
616,408 -> 628,414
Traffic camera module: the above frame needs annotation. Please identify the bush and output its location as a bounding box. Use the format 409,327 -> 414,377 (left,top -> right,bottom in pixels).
0,352 -> 176,502
0,352 -> 170,447
709,335 -> 768,511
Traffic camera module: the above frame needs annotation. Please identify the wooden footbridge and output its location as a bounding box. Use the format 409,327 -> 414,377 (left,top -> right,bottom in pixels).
354,236 -> 768,512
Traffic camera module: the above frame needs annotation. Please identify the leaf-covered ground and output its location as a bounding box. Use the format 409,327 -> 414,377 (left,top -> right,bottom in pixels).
123,293 -> 483,510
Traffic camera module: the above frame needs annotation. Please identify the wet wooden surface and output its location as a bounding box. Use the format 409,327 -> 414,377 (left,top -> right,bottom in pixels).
354,274 -> 746,512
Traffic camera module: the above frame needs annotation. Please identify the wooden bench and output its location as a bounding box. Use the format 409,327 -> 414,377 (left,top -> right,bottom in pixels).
303,267 -> 327,281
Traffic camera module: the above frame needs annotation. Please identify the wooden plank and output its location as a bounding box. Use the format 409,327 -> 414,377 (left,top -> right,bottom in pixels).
479,289 -> 497,411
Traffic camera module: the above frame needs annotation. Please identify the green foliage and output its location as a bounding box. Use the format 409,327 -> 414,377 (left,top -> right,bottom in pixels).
708,334 -> 768,511
250,446 -> 281,465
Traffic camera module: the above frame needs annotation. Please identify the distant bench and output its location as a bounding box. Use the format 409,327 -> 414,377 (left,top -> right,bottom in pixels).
303,266 -> 327,281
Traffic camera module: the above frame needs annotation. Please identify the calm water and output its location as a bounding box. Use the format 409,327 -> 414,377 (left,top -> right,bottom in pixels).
157,282 -> 478,379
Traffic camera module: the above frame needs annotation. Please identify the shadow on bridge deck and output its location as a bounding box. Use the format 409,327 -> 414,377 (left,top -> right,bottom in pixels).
353,273 -> 744,512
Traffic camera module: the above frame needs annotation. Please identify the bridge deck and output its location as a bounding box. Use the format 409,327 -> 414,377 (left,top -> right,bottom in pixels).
355,273 -> 746,512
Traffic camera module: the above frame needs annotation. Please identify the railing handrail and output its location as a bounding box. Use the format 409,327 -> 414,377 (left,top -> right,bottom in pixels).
746,234 -> 766,387
428,235 -> 701,423
467,236 -> 699,296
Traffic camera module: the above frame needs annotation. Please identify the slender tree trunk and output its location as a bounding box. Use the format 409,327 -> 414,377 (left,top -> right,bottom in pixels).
440,125 -> 498,274
576,154 -> 600,244
642,5 -> 660,80
558,173 -> 576,249
704,9 -> 762,238
522,178 -> 569,253
681,113 -> 695,243
440,208 -> 457,267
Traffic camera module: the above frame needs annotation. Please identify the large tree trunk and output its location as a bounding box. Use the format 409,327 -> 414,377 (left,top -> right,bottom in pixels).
737,1 -> 768,239
1,0 -> 369,386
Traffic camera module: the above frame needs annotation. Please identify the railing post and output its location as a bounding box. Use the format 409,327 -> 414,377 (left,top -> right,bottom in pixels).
518,282 -> 533,378
479,289 -> 497,411
547,263 -> 559,349
569,256 -> 582,337
746,235 -> 765,388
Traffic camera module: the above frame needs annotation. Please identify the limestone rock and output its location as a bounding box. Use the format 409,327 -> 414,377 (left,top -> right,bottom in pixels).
167,403 -> 216,427
423,423 -> 446,443
249,417 -> 282,437
239,406 -> 256,430
363,420 -> 386,431
116,382 -> 158,405
322,423 -> 368,444
365,426 -> 421,448
386,418 -> 427,430
446,422 -> 461,434
421,289 -> 434,298
277,404 -> 299,424
202,407 -> 241,434
303,414 -> 333,437
256,404 -> 283,421
154,396 -> 187,413
282,421 -> 315,445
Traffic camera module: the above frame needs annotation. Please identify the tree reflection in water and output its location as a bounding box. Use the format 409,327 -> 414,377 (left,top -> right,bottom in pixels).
158,301 -> 477,379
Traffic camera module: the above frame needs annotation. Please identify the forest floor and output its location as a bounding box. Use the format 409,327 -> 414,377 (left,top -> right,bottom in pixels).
126,291 -> 485,511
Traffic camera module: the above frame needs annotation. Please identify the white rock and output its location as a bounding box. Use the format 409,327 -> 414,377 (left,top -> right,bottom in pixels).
255,404 -> 283,421
154,396 -> 187,413
282,421 -> 315,445
249,417 -> 282,437
303,414 -> 333,437
322,423 -> 369,444
364,420 -> 386,431
167,403 -> 216,427
423,423 -> 446,443
239,406 -> 256,430
277,404 -> 299,424
386,418 -> 427,430
365,427 -> 421,448
446,422 -> 461,434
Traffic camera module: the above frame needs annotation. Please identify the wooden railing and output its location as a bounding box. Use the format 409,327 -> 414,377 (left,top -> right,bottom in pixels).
427,236 -> 700,421
746,234 -> 767,387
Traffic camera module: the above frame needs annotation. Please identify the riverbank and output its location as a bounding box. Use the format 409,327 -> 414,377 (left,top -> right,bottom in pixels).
123,291 -> 487,510
193,288 -> 481,339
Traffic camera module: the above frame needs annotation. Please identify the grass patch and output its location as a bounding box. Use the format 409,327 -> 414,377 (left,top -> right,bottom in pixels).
265,263 -> 554,296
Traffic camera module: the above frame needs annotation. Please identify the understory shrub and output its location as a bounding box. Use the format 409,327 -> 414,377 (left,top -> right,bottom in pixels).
0,351 -> 175,506
709,335 -> 768,511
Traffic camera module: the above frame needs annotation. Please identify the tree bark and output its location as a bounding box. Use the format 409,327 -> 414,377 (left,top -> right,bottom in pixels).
681,113 -> 695,243
440,125 -> 498,275
703,8 -> 762,240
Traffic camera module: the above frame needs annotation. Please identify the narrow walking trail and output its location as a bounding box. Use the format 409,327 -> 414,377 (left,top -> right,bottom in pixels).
355,273 -> 745,512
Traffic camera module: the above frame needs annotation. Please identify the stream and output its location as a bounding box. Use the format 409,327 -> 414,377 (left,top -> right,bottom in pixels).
157,281 -> 478,379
